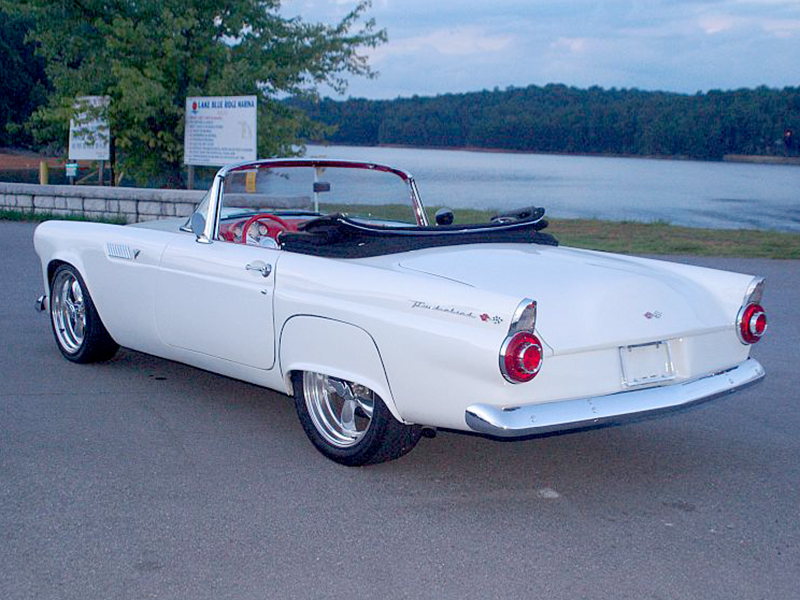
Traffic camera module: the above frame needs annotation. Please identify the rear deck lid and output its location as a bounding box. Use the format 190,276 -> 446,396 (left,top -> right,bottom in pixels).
398,245 -> 729,352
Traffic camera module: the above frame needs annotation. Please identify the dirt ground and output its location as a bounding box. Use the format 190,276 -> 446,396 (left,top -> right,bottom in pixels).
0,150 -> 65,170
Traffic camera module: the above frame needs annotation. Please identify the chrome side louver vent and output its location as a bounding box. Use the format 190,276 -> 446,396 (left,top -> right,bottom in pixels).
106,243 -> 138,260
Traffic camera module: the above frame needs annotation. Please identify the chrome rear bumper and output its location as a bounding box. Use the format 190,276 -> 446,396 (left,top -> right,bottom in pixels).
465,358 -> 765,438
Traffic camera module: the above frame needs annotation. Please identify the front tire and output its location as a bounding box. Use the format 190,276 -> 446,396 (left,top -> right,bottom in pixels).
50,264 -> 119,363
293,371 -> 421,466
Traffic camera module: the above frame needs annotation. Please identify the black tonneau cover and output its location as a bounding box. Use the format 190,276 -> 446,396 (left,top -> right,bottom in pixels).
280,213 -> 558,258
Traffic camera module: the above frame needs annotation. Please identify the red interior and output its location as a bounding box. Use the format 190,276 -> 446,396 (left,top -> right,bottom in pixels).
218,215 -> 309,243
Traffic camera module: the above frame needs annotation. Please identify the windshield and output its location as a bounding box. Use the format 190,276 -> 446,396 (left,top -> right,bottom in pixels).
221,164 -> 418,225
183,159 -> 557,254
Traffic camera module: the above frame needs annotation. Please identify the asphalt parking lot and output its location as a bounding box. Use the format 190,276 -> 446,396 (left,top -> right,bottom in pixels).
1,219 -> 798,600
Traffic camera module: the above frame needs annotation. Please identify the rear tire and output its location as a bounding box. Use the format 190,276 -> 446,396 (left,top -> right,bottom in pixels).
293,371 -> 421,466
50,264 -> 119,363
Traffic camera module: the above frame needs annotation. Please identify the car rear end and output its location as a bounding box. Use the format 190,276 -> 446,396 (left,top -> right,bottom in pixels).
465,271 -> 767,437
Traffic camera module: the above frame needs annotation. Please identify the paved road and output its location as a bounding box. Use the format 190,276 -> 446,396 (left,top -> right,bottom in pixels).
1,220 -> 798,600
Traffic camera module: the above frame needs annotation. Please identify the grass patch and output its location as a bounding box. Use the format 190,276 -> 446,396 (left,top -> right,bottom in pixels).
451,209 -> 800,259
321,203 -> 800,258
5,204 -> 800,259
321,203 -> 501,225
548,218 -> 800,259
0,208 -> 127,225
430,207 -> 800,258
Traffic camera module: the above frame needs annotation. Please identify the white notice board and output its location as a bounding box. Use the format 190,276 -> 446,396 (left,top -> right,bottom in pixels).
184,96 -> 257,166
69,96 -> 110,161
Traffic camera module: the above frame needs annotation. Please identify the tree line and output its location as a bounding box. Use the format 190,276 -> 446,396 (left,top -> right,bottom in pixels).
291,84 -> 800,160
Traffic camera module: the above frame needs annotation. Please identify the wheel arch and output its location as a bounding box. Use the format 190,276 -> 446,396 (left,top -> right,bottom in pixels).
47,258 -> 72,287
279,315 -> 406,424
34,223 -> 85,293
47,260 -> 119,363
44,253 -> 122,348
45,254 -> 96,302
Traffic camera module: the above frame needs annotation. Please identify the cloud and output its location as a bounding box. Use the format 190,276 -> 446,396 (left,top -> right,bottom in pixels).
282,0 -> 800,98
762,18 -> 800,37
371,26 -> 514,61
733,0 -> 800,5
550,37 -> 589,54
699,15 -> 738,34
694,12 -> 800,37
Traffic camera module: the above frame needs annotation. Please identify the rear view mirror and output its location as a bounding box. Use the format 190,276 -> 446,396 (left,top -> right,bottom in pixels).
435,208 -> 454,226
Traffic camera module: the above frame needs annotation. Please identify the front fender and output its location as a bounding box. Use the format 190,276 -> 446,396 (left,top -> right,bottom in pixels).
34,221 -> 90,297
278,316 -> 406,423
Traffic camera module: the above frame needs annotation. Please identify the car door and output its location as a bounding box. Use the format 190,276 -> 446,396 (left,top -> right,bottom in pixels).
155,234 -> 278,370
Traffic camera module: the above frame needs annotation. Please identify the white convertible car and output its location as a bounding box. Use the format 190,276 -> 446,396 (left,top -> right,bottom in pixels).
34,159 -> 768,465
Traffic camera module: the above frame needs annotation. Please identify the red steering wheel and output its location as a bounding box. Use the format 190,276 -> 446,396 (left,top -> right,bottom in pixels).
239,213 -> 291,244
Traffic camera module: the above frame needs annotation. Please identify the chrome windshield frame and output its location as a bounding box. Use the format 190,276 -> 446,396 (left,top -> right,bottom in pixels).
408,177 -> 429,226
204,172 -> 225,243
188,158 -> 430,243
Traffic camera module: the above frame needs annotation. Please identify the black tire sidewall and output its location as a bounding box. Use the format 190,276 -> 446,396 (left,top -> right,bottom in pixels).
49,264 -> 117,363
292,371 -> 398,466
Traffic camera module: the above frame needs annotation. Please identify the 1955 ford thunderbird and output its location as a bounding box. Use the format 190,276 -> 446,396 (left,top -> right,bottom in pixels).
34,158 -> 767,465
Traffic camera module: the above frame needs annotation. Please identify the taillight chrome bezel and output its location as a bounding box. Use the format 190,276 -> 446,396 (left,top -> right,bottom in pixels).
743,276 -> 765,305
500,331 -> 544,383
737,302 -> 767,345
736,277 -> 767,345
499,299 -> 543,383
508,299 -> 537,334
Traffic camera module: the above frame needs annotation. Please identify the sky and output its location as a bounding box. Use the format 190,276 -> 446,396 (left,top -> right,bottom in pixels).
283,0 -> 800,99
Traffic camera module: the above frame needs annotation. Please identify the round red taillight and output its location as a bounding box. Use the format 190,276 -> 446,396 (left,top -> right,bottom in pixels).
738,303 -> 767,344
500,331 -> 543,383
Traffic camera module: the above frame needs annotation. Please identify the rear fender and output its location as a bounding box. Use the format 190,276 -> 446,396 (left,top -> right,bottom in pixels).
279,316 -> 405,423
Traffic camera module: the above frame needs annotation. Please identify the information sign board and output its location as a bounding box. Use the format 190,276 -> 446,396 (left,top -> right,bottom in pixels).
184,96 -> 257,166
69,96 -> 110,161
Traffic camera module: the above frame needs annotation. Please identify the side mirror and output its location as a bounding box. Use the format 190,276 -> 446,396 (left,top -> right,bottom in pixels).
190,212 -> 212,244
435,208 -> 454,226
190,212 -> 206,235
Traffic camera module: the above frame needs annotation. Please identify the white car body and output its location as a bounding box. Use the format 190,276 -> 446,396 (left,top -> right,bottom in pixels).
34,159 -> 767,464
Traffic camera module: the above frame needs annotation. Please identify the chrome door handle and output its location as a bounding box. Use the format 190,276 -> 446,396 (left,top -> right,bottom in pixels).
246,262 -> 272,278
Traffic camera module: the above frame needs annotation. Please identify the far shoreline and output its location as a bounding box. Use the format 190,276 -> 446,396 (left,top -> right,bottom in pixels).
306,142 -> 800,166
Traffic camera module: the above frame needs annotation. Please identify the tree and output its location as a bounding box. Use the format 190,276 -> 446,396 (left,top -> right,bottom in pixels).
0,9 -> 48,147
2,0 -> 385,184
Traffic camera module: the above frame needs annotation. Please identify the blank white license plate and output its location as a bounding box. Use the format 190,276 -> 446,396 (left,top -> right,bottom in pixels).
619,341 -> 675,387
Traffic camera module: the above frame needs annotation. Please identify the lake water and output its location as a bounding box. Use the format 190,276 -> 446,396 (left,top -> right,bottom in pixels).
305,144 -> 800,232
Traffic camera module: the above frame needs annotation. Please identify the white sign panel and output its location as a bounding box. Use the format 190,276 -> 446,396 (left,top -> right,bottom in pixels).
184,95 -> 257,166
69,96 -> 110,161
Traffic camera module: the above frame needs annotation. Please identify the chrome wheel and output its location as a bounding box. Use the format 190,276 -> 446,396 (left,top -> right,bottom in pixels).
294,371 -> 422,465
47,265 -> 118,364
51,270 -> 86,354
302,372 -> 376,448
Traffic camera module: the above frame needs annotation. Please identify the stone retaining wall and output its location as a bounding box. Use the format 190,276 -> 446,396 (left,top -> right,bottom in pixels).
0,182 -> 205,224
